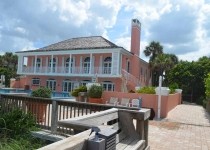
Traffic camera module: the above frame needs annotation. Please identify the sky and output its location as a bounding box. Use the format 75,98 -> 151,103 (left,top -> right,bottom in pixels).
0,0 -> 210,62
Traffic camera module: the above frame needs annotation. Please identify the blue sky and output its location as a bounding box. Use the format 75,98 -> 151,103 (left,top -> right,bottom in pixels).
0,0 -> 210,62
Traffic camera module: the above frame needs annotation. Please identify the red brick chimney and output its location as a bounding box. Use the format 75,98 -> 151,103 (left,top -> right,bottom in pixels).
130,19 -> 141,57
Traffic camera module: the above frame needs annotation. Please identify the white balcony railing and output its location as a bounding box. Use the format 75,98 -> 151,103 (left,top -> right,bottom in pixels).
19,66 -> 115,76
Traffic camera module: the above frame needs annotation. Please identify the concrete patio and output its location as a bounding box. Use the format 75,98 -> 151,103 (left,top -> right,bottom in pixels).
149,103 -> 210,150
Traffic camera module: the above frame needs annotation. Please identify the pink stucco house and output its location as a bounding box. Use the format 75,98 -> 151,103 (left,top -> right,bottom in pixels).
15,19 -> 151,93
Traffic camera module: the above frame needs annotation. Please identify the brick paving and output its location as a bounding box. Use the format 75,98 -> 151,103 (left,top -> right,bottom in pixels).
148,103 -> 210,150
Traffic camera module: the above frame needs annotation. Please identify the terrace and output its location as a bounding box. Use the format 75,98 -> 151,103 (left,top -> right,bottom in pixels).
0,94 -> 151,149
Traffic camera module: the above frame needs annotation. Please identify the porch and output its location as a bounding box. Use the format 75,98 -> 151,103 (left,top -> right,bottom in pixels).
0,94 -> 150,149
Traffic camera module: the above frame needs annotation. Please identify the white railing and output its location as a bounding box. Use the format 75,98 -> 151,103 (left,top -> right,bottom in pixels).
20,66 -> 114,76
121,69 -> 140,86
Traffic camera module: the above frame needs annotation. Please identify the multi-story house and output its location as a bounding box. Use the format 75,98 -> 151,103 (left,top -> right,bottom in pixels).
15,19 -> 151,93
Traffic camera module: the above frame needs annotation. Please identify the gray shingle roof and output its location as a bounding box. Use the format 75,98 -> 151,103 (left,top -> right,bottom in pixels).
18,36 -> 121,53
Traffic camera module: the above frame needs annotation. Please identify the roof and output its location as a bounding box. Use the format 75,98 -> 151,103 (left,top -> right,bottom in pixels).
17,36 -> 121,53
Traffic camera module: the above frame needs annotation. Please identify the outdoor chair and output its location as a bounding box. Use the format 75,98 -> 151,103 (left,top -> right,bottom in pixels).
117,98 -> 130,107
106,97 -> 118,106
130,98 -> 142,108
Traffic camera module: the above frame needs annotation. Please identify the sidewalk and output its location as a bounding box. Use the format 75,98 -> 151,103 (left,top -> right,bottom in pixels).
148,103 -> 210,150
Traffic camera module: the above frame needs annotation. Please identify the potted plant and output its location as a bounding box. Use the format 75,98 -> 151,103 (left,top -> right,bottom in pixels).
88,84 -> 103,103
28,87 -> 51,122
71,85 -> 87,101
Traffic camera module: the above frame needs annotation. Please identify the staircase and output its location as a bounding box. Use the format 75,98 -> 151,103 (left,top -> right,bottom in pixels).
121,69 -> 140,92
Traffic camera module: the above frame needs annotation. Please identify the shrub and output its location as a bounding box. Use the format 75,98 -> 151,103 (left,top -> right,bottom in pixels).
71,86 -> 87,97
31,87 -> 52,98
0,109 -> 36,137
205,73 -> 210,98
136,86 -> 155,94
88,84 -> 103,98
169,83 -> 179,94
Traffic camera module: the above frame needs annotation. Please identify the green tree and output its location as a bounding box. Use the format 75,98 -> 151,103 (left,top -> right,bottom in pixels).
144,41 -> 163,62
144,41 -> 164,86
167,57 -> 210,104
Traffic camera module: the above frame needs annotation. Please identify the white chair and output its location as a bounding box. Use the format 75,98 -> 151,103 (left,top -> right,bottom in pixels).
130,98 -> 142,108
106,97 -> 118,106
117,98 -> 130,107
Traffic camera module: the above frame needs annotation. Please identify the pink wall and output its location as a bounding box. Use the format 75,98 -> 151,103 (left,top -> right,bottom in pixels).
102,91 -> 181,118
10,77 -> 28,89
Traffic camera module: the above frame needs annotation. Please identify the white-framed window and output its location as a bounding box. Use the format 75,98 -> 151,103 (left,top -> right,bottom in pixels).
62,80 -> 75,92
36,58 -> 41,72
46,79 -> 56,91
102,81 -> 115,91
83,57 -> 90,73
32,78 -> 40,86
126,59 -> 130,73
49,58 -> 56,72
103,57 -> 112,74
65,58 -> 73,73
80,80 -> 91,86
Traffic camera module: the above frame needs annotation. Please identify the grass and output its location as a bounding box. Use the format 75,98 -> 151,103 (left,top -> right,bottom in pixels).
0,109 -> 47,150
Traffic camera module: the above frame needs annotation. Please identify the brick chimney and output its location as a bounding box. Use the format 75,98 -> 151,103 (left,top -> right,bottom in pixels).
130,19 -> 141,57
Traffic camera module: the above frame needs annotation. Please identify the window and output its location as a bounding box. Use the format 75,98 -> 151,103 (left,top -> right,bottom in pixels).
80,80 -> 91,86
126,59 -> 130,73
102,81 -> 115,91
36,58 -> 41,72
65,58 -> 73,73
103,57 -> 112,74
46,79 -> 56,91
49,58 -> 56,72
83,57 -> 90,73
62,80 -> 74,92
32,78 -> 40,86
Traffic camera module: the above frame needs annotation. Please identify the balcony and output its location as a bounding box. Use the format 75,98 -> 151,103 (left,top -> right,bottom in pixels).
18,66 -> 120,77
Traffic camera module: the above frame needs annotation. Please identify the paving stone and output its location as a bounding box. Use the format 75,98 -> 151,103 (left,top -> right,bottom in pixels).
148,103 -> 210,150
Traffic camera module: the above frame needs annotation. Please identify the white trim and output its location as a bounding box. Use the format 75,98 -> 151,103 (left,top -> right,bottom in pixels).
16,48 -> 123,56
34,55 -> 37,73
89,53 -> 92,74
69,54 -> 72,73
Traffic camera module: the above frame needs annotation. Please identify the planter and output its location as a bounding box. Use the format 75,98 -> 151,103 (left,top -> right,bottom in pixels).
26,102 -> 47,122
88,98 -> 102,104
175,89 -> 182,94
155,87 -> 170,96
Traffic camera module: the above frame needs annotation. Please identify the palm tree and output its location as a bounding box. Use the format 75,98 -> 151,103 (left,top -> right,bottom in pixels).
144,41 -> 163,63
144,41 -> 164,86
152,54 -> 173,76
0,55 -> 3,66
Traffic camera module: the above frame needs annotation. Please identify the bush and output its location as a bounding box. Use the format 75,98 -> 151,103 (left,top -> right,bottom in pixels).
136,86 -> 155,94
88,84 -> 103,98
71,86 -> 87,97
31,87 -> 52,98
0,109 -> 36,138
0,109 -> 46,149
169,83 -> 179,94
205,73 -> 210,98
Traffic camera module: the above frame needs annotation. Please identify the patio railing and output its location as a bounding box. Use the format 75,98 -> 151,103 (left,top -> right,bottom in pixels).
0,94 -> 141,136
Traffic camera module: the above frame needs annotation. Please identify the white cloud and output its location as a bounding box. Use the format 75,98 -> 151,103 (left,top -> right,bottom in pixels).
0,0 -> 209,62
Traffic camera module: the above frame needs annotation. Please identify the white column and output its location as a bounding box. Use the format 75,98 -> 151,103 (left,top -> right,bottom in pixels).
51,55 -> 53,73
19,55 -> 23,73
89,53 -> 92,74
157,76 -> 162,119
62,56 -> 64,73
46,57 -> 48,73
69,54 -> 72,73
34,55 -> 37,73
99,55 -> 103,74
80,56 -> 83,73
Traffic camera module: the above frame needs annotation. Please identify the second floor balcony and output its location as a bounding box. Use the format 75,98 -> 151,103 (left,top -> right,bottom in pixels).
18,66 -> 116,77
